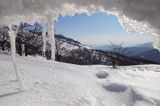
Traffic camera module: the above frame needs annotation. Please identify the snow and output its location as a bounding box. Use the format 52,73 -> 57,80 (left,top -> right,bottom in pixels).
0,52 -> 160,106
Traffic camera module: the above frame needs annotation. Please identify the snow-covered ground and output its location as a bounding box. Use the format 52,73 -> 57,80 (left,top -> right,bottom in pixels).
0,52 -> 160,106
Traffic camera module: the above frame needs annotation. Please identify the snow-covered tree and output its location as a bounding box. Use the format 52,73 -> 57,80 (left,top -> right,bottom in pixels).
0,26 -> 10,51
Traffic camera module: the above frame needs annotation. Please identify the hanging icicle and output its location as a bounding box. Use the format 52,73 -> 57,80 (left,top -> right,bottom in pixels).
47,14 -> 56,60
9,26 -> 23,90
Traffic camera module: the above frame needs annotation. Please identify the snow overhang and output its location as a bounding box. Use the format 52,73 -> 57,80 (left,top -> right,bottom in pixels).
0,0 -> 160,47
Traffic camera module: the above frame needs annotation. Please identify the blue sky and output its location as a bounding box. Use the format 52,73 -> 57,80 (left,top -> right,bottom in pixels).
55,12 -> 152,47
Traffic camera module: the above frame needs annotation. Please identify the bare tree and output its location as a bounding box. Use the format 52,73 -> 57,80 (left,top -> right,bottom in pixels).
108,42 -> 127,69
109,42 -> 127,54
16,22 -> 43,56
55,39 -> 65,61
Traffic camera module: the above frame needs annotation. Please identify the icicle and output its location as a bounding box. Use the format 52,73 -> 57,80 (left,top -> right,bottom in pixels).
47,14 -> 55,60
42,24 -> 47,57
9,26 -> 23,90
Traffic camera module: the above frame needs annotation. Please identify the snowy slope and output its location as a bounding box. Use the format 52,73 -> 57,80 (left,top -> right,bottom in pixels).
55,34 -> 91,51
0,52 -> 160,106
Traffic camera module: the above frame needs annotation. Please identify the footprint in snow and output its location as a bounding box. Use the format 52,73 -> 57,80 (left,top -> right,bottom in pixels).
103,83 -> 127,92
96,71 -> 109,79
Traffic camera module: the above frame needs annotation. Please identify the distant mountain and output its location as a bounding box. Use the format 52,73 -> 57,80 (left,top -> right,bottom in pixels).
55,34 -> 89,48
93,45 -> 111,51
124,42 -> 154,57
95,42 -> 154,56
94,42 -> 160,64
136,49 -> 160,64
123,43 -> 160,64
55,35 -> 155,65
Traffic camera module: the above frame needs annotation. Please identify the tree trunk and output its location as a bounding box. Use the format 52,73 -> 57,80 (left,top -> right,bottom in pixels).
25,42 -> 28,56
1,43 -> 5,51
18,39 -> 22,56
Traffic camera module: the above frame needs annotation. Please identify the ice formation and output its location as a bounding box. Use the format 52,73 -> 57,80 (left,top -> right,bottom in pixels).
47,14 -> 56,60
0,0 -> 160,47
9,27 -> 23,89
